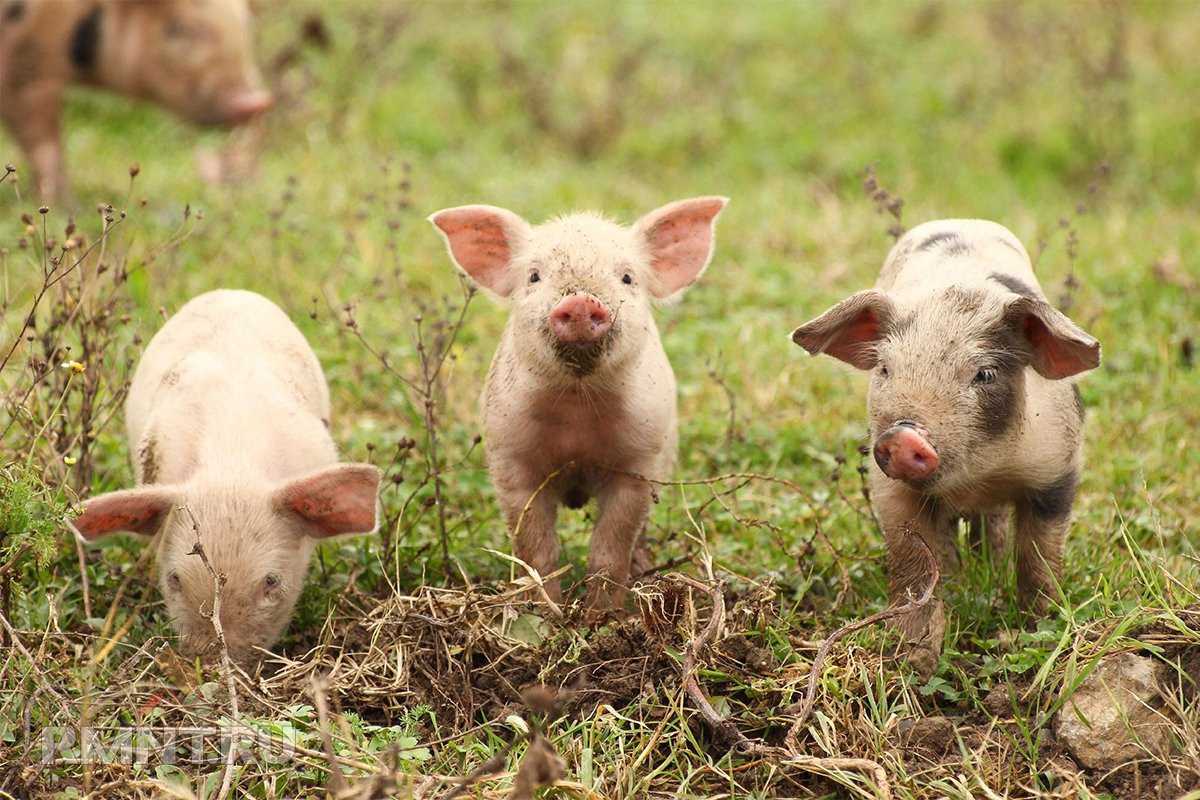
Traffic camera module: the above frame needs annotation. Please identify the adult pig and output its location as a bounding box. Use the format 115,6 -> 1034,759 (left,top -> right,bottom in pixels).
0,0 -> 272,200
430,197 -> 727,613
70,290 -> 380,666
790,220 -> 1100,672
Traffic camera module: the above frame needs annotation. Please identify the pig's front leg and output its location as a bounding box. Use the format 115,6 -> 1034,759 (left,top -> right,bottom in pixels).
873,476 -> 953,676
1,80 -> 68,201
498,476 -> 563,603
1013,473 -> 1074,614
585,473 -> 653,613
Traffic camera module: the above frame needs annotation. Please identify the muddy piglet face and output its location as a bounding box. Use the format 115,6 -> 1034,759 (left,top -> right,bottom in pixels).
866,288 -> 1033,491
429,198 -> 728,381
791,287 -> 1100,495
508,215 -> 649,378
70,464 -> 381,666
154,488 -> 314,665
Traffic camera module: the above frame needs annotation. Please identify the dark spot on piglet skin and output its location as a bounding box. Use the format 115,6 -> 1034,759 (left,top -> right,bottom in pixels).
918,231 -> 973,256
138,439 -> 159,484
69,5 -> 102,70
988,272 -> 1039,298
4,2 -> 25,22
1027,471 -> 1078,521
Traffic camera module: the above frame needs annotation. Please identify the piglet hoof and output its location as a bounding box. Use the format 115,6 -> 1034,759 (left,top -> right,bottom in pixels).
522,579 -> 563,612
1017,587 -> 1054,618
629,538 -> 655,584
583,580 -> 629,626
891,598 -> 947,679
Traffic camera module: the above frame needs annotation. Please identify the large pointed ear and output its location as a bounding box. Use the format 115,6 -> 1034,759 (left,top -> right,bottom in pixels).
790,290 -> 896,370
1004,296 -> 1101,379
274,464 -> 382,539
634,196 -> 728,299
428,205 -> 532,298
69,487 -> 178,543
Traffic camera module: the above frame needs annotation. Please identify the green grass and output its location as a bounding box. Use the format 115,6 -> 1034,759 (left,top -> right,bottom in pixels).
2,1 -> 1199,798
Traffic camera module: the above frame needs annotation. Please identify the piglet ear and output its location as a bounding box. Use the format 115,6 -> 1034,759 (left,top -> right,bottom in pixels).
1005,297 -> 1101,379
635,196 -> 728,299
790,290 -> 895,370
274,464 -> 382,539
69,487 -> 178,543
428,205 -> 532,298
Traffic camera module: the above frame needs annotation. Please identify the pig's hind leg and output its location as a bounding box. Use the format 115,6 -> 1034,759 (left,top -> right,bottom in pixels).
1013,472 -> 1076,614
968,508 -> 1013,574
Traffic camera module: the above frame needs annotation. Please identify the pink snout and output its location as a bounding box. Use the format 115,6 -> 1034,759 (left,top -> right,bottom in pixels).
550,293 -> 612,343
222,89 -> 274,124
874,421 -> 940,482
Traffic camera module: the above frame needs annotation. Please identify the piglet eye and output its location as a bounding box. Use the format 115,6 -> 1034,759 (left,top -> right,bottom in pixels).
529,272 -> 540,284
973,368 -> 997,385
167,571 -> 182,592
879,365 -> 889,379
621,273 -> 633,285
263,573 -> 281,591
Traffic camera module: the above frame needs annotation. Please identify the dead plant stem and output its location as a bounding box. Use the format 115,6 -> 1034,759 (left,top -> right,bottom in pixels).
183,506 -> 240,800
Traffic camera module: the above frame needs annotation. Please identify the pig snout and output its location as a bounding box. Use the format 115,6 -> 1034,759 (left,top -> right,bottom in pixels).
550,293 -> 612,343
874,421 -> 940,482
221,89 -> 274,124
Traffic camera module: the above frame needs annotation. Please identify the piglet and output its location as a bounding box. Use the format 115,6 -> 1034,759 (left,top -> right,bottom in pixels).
430,197 -> 727,613
791,220 -> 1100,673
0,0 -> 272,199
70,290 -> 380,666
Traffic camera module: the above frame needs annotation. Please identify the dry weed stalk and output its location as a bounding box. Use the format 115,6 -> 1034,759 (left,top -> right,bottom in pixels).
445,685 -> 567,800
183,506 -> 240,800
1032,160 -> 1112,312
658,524 -> 939,800
862,164 -> 905,241
343,277 -> 478,579
495,30 -> 647,158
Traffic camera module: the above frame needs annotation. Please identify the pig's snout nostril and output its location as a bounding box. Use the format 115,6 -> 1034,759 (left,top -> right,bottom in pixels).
550,294 -> 612,343
874,424 -> 939,482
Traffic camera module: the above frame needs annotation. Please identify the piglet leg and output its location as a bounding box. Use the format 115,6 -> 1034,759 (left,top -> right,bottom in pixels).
873,477 -> 953,677
585,474 -> 653,613
501,479 -> 563,603
1014,477 -> 1073,613
2,79 -> 67,201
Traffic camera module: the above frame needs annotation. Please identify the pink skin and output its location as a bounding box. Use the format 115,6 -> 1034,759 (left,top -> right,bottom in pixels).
550,293 -> 612,343
873,422 -> 940,482
220,89 -> 273,124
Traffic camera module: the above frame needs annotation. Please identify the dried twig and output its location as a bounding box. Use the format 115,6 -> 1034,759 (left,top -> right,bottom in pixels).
665,572 -> 900,798
667,572 -> 771,755
311,674 -> 347,796
780,755 -> 893,800
183,506 -> 239,800
783,528 -> 940,752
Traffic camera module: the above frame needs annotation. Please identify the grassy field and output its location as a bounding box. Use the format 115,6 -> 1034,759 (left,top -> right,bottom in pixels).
2,1 -> 1199,798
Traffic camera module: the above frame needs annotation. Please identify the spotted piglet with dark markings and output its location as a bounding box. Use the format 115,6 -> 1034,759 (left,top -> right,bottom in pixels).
791,220 -> 1101,674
